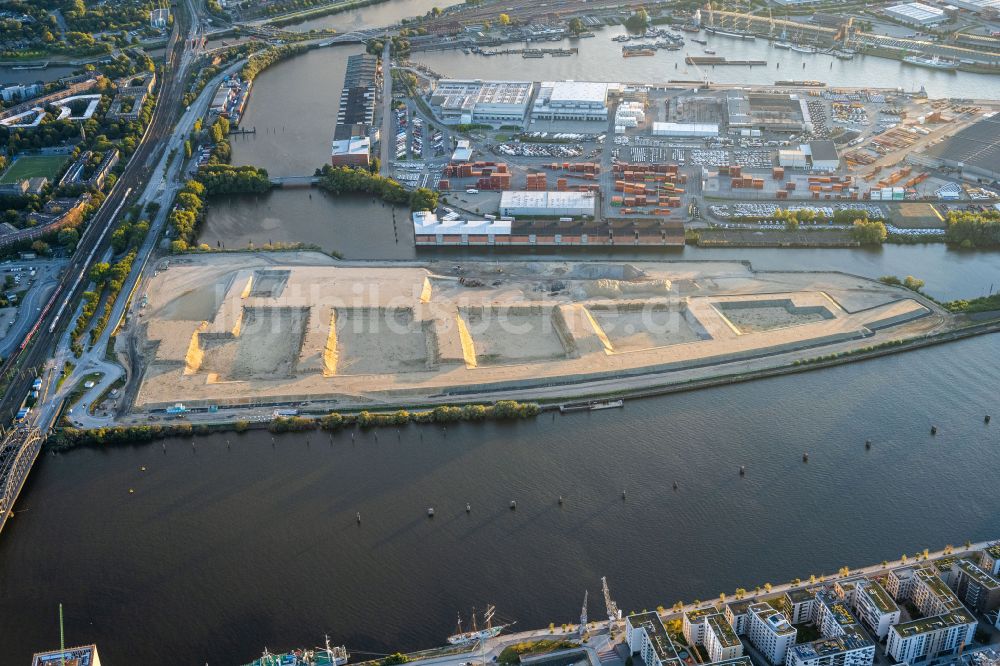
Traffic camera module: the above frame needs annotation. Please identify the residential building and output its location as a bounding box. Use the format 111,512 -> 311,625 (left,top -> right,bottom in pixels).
912,568 -> 964,617
430,79 -> 534,127
726,600 -> 753,635
626,612 -> 683,666
934,556 -> 960,587
87,148 -> 119,189
852,579 -> 900,640
785,629 -> 875,666
747,602 -> 797,665
706,613 -> 744,663
885,566 -> 917,601
531,81 -> 614,122
683,607 -> 719,646
886,610 -> 976,664
814,588 -> 858,639
785,588 -> 817,625
953,559 -> 1000,613
1,83 -> 43,103
980,544 -> 1000,576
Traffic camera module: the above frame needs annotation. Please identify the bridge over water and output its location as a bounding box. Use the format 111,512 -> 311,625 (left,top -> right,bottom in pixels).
270,175 -> 320,187
0,426 -> 43,536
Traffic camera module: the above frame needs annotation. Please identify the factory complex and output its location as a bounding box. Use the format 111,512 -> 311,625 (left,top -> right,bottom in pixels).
402,76 -> 999,251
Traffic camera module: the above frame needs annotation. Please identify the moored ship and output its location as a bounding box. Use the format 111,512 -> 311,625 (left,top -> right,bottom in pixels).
902,54 -> 959,70
244,636 -> 349,666
447,605 -> 513,645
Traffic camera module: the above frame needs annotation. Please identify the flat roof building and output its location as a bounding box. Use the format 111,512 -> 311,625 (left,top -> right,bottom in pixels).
150,7 -> 170,27
32,645 -> 102,666
331,135 -> 371,167
726,600 -> 753,635
785,587 -> 817,625
499,190 -> 596,218
652,122 -> 719,137
914,115 -> 1000,181
981,544 -> 1000,576
886,607 -> 976,663
747,602 -> 796,665
431,79 -> 534,127
852,579 -> 901,639
808,140 -> 840,171
705,613 -> 744,663
946,0 -> 1000,14
452,139 -> 473,163
626,612 -> 683,666
884,2 -> 948,24
954,559 -> 1000,612
531,81 -> 614,122
412,210 -> 512,241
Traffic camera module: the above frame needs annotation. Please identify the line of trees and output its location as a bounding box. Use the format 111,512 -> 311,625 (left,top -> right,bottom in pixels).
271,400 -> 542,432
68,245 -> 139,355
850,219 -> 888,245
944,209 -> 1000,248
240,44 -> 309,82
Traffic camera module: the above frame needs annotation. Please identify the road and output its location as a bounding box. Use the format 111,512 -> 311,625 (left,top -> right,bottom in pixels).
380,38 -> 393,176
0,0 -> 199,426
0,261 -> 65,359
53,59 -> 251,429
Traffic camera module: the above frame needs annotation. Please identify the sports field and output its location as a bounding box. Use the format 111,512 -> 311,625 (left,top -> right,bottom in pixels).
0,155 -> 68,184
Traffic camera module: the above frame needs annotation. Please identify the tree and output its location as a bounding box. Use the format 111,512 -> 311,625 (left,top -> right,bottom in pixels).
497,13 -> 510,26
569,17 -> 585,35
410,187 -> 439,212
903,276 -> 925,292
764,583 -> 772,593
625,9 -> 650,33
785,218 -> 799,232
57,228 -> 80,251
30,240 -> 50,256
850,220 -> 887,245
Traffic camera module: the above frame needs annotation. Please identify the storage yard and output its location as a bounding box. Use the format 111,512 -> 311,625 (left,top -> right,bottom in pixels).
400,77 -> 1000,249
127,252 -> 954,412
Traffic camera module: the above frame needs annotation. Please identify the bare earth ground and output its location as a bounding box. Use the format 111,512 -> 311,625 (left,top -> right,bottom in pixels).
126,252 -> 954,412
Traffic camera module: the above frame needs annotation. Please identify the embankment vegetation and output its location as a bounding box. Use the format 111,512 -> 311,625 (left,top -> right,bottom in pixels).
48,401 -> 542,451
316,165 -> 438,211
944,209 -> 1000,249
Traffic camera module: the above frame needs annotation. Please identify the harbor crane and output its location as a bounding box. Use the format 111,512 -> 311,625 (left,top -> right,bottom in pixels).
579,590 -> 588,636
601,577 -> 622,631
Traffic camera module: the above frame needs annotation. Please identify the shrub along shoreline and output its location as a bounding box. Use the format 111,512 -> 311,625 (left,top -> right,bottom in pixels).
46,401 -> 541,452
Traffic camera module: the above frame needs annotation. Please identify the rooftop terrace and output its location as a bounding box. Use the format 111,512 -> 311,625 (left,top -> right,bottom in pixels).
859,580 -> 898,614
630,612 -> 681,664
708,613 -> 741,648
893,609 -> 976,638
787,588 -> 817,604
957,559 -> 1000,590
750,603 -> 796,635
917,567 -> 964,611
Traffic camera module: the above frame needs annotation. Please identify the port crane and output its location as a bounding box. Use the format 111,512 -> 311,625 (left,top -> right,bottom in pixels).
601,577 -> 621,631
579,590 -> 588,636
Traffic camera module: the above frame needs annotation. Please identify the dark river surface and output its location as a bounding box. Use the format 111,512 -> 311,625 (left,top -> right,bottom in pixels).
2,333 -> 1000,665
4,1 -> 1000,663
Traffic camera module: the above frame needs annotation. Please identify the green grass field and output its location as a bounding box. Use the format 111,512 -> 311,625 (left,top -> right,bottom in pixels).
0,154 -> 69,184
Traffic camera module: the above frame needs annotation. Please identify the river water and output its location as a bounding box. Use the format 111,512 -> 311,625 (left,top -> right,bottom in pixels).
2,333 -> 999,664
4,2 -> 1000,663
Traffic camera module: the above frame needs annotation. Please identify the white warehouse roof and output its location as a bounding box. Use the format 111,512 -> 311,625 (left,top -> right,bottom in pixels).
548,81 -> 610,105
499,190 -> 596,212
412,211 -> 511,236
885,2 -> 947,22
652,122 -> 719,136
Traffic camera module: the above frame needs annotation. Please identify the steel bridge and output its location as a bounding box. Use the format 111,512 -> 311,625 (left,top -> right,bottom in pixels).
0,426 -> 43,536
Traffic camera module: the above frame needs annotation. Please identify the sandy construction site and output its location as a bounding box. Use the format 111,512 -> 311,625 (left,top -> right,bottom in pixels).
127,252 -> 952,411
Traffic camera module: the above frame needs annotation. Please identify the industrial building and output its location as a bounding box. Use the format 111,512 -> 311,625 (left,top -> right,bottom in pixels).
531,81 -> 615,122
912,115 -> 1000,181
808,141 -> 840,171
429,79 -> 534,127
884,2 -> 948,25
337,55 -> 379,129
331,134 -> 371,168
652,122 -> 719,137
451,139 -> 473,163
499,190 -> 596,218
946,0 -> 1000,15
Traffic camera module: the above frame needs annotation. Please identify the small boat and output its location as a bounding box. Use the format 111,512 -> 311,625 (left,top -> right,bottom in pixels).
773,40 -> 792,49
903,54 -> 959,70
789,43 -> 817,54
590,399 -> 624,411
691,38 -> 708,45
704,49 -> 716,54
